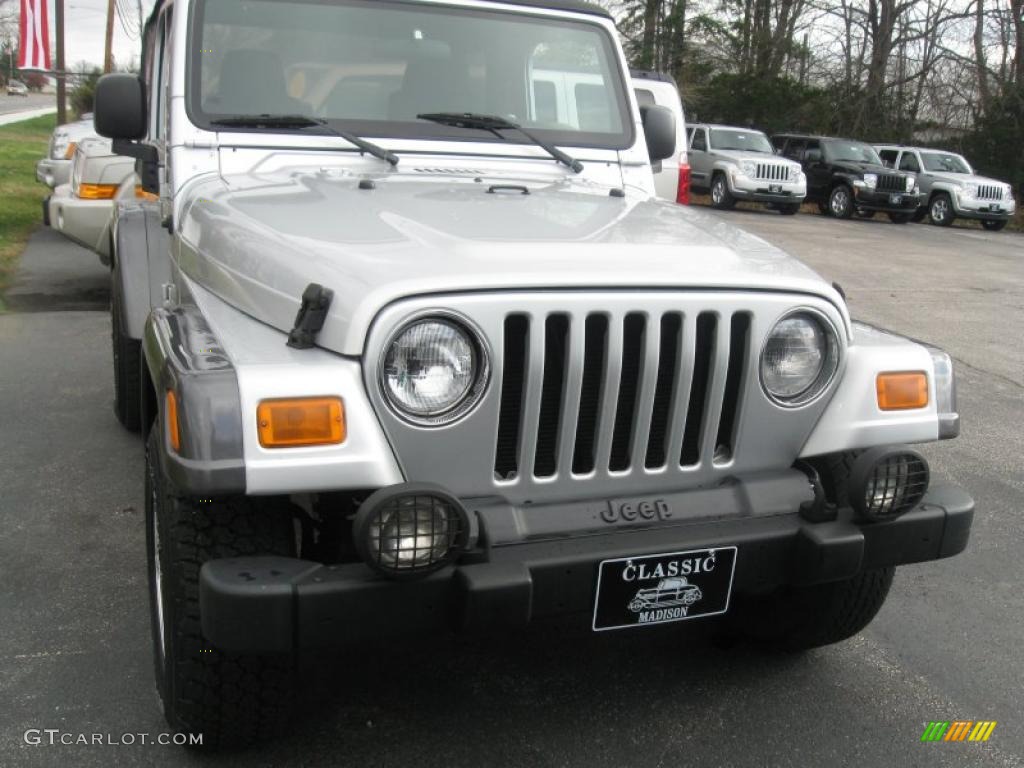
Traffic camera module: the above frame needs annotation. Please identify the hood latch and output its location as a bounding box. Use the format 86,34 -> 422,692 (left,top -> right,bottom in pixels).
287,283 -> 334,349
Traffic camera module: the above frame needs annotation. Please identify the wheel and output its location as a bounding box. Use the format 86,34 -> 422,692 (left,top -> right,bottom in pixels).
828,185 -> 853,218
710,174 -> 736,210
857,210 -> 875,219
111,285 -> 142,432
146,428 -> 297,750
778,203 -> 800,216
928,193 -> 954,226
911,207 -> 927,223
888,212 -> 911,224
733,567 -> 895,651
981,219 -> 1007,231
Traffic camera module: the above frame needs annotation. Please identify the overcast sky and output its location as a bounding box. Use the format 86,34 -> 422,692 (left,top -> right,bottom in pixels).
57,0 -> 154,71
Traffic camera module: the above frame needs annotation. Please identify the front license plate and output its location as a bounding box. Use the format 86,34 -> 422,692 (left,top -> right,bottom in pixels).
769,184 -> 783,193
989,203 -> 1001,212
592,547 -> 737,632
889,194 -> 903,204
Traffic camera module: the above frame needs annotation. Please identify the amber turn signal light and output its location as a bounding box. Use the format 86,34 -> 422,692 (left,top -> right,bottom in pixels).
257,397 -> 345,448
77,183 -> 120,200
135,185 -> 159,201
876,372 -> 928,410
165,390 -> 181,452
63,141 -> 78,159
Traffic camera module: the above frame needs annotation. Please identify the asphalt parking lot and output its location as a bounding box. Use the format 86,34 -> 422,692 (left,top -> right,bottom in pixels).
0,210 -> 1021,767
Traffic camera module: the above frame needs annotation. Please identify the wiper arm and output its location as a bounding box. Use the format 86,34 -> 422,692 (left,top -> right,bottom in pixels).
417,112 -> 583,173
209,114 -> 398,166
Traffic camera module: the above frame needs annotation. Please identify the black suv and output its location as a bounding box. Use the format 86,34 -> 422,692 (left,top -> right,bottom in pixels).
772,134 -> 922,223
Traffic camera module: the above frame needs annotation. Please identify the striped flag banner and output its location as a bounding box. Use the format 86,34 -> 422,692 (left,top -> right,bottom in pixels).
18,0 -> 52,71
921,721 -> 997,742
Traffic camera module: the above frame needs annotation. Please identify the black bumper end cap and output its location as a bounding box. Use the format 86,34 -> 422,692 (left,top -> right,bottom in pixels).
200,556 -> 320,654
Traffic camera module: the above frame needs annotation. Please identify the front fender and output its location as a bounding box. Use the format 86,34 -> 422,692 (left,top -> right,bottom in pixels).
113,199 -> 169,340
800,322 -> 958,457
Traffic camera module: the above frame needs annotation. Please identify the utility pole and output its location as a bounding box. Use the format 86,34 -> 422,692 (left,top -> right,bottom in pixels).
103,0 -> 115,72
55,0 -> 66,125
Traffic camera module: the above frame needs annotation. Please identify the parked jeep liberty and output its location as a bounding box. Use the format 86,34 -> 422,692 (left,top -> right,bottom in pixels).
94,0 -> 973,749
773,133 -> 922,222
875,144 -> 1016,230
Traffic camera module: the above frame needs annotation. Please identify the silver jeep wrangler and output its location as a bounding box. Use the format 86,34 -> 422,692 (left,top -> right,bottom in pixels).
94,0 -> 973,749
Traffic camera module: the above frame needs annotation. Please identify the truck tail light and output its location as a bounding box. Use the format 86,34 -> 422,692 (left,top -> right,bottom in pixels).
676,162 -> 691,205
135,185 -> 159,201
257,397 -> 345,448
876,372 -> 928,410
77,183 -> 120,200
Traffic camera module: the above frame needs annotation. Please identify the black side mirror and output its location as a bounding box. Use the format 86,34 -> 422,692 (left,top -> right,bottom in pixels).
94,73 -> 147,140
95,73 -> 159,194
639,105 -> 675,163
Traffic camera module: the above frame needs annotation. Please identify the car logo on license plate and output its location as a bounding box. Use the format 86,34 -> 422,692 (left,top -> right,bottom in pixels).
592,547 -> 737,631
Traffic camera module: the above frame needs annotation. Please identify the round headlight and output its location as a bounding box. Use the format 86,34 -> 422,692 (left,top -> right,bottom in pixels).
863,173 -> 878,189
760,311 -> 839,406
381,317 -> 488,425
739,160 -> 757,176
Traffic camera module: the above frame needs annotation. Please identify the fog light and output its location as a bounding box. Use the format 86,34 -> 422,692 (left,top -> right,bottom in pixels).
353,484 -> 469,578
849,447 -> 929,522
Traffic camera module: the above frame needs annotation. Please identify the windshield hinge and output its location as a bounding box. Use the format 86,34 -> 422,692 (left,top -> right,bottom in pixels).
287,283 -> 334,349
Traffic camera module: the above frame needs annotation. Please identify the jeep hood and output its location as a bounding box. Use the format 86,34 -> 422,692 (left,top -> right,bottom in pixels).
179,170 -> 844,355
714,149 -> 795,166
926,170 -> 1004,187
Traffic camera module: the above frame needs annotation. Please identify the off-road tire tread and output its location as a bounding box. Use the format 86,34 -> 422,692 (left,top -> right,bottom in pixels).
146,429 -> 296,750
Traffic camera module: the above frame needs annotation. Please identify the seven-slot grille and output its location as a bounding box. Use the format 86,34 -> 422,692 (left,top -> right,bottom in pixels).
877,174 -> 906,192
754,163 -> 790,182
493,310 -> 751,482
976,184 -> 1003,200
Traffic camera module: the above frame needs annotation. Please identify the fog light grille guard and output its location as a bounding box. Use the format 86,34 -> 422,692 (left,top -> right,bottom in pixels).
353,484 -> 469,579
850,448 -> 930,521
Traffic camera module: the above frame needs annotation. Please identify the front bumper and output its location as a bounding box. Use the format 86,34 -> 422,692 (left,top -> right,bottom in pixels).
49,191 -> 114,258
728,172 -> 806,204
199,481 -> 974,653
951,195 -> 1016,221
35,158 -> 71,188
853,187 -> 922,212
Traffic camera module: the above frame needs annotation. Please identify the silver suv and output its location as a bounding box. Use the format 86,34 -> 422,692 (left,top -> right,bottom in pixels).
876,145 -> 1016,231
688,123 -> 806,214
93,0 -> 971,749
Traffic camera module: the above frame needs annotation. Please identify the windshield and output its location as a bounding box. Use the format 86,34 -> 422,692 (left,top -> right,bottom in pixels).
189,0 -> 631,149
708,128 -> 772,153
824,140 -> 882,165
920,152 -> 972,174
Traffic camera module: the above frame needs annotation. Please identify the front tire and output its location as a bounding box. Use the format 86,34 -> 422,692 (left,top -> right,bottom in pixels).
981,219 -> 1007,231
710,174 -> 736,210
145,428 -> 297,750
929,193 -> 954,226
111,286 -> 142,432
734,567 -> 895,651
828,185 -> 853,218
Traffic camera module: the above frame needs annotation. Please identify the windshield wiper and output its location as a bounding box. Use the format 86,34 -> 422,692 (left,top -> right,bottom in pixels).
209,114 -> 398,166
416,112 -> 583,173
